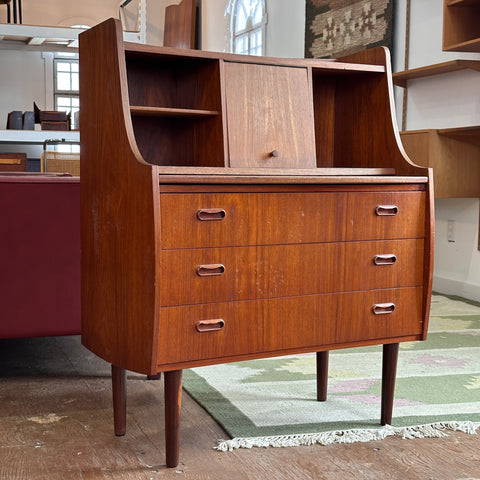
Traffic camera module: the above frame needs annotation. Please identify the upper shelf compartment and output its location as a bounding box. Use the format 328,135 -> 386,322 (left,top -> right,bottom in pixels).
125,52 -> 226,167
443,0 -> 480,52
80,19 -> 426,180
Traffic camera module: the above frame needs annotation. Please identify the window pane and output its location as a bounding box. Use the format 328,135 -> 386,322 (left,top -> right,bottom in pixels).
71,72 -> 79,91
57,72 -> 71,90
235,34 -> 249,55
57,62 -> 72,73
55,52 -> 78,59
252,3 -> 263,26
250,29 -> 262,56
57,96 -> 72,108
235,5 -> 247,31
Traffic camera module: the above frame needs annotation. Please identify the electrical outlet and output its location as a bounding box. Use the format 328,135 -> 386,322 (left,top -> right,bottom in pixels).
447,220 -> 455,243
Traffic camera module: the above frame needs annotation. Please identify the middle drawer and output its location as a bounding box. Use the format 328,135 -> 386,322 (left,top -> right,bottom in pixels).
159,239 -> 424,306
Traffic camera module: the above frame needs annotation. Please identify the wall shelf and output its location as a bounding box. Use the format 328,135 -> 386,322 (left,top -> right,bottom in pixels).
0,129 -> 79,145
393,60 -> 480,87
0,23 -> 140,52
437,125 -> 480,146
443,0 -> 480,52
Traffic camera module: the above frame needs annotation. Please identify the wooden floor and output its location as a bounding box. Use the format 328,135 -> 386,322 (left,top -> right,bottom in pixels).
1,336 -> 480,480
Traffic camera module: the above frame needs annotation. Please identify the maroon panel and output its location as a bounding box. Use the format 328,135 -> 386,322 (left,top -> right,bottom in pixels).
0,174 -> 80,338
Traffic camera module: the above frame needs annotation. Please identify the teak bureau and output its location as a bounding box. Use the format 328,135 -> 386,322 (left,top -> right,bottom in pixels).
79,19 -> 434,468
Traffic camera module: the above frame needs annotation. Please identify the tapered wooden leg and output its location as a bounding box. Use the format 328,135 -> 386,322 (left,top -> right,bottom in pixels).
164,370 -> 182,468
111,364 -> 126,436
316,351 -> 329,401
381,343 -> 399,425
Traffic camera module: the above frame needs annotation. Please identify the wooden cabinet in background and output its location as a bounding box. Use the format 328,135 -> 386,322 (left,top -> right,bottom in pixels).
401,127 -> 480,198
79,18 -> 434,468
443,0 -> 480,52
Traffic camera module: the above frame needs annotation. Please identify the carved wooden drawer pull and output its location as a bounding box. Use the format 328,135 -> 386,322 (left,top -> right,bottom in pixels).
372,303 -> 396,315
373,254 -> 397,266
196,208 -> 226,221
196,264 -> 226,276
375,205 -> 399,216
195,319 -> 225,333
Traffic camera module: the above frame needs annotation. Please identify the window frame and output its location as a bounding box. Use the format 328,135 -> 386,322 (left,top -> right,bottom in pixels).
53,52 -> 80,132
230,0 -> 267,56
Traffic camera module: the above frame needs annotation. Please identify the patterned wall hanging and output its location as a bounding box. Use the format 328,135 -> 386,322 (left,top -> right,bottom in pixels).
305,0 -> 393,59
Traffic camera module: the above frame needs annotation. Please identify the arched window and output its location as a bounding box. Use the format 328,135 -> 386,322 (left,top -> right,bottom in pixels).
230,0 -> 266,56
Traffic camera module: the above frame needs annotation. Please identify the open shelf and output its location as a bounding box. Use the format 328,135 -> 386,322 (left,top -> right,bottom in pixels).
437,125 -> 480,146
393,60 -> 480,86
0,129 -> 79,144
130,106 -> 219,118
443,0 -> 480,52
401,128 -> 480,198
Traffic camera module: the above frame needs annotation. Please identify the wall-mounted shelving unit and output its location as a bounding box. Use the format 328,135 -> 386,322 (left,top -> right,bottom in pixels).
443,0 -> 480,52
392,59 -> 480,87
393,61 -> 480,199
0,23 -> 141,52
0,129 -> 79,145
393,3 -> 480,203
400,127 -> 480,198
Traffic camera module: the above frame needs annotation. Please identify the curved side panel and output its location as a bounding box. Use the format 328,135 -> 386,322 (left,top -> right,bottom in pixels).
335,47 -> 428,176
79,18 -> 159,374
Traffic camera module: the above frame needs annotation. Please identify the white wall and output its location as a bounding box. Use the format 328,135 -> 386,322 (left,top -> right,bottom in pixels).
393,0 -> 480,301
200,0 -> 305,57
0,51 -> 47,128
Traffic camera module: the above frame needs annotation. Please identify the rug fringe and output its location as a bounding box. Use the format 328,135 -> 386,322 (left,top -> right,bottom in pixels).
214,421 -> 480,452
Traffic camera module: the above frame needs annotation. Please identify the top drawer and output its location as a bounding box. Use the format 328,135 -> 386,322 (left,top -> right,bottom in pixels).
160,190 -> 426,249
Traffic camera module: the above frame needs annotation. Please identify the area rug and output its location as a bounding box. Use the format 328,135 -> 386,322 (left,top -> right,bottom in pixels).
182,294 -> 480,450
305,0 -> 393,59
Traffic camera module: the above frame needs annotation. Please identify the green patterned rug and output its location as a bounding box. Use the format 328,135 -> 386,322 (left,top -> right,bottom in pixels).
182,294 -> 480,450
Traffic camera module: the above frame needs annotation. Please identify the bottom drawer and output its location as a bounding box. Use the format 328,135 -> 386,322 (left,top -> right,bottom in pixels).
333,287 -> 424,344
157,287 -> 424,366
263,287 -> 424,351
158,301 -> 264,365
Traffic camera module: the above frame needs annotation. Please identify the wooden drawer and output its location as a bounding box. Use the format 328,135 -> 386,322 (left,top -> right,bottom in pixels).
264,287 -> 424,352
346,192 -> 426,241
157,301 -> 263,365
160,191 -> 425,249
157,287 -> 424,366
159,239 -> 424,306
334,287 -> 424,344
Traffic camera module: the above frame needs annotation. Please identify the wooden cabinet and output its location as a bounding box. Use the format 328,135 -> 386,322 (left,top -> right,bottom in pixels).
443,0 -> 480,52
79,19 -> 434,468
400,128 -> 480,198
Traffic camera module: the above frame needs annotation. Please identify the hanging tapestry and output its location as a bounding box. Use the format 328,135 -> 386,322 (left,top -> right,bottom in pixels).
305,0 -> 394,59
